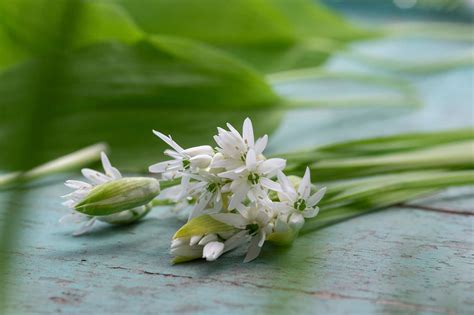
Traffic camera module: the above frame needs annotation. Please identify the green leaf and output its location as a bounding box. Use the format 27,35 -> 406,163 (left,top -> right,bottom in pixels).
282,128 -> 474,168
107,0 -> 374,72
321,170 -> 474,207
0,36 -> 282,170
314,141 -> 474,180
173,215 -> 235,239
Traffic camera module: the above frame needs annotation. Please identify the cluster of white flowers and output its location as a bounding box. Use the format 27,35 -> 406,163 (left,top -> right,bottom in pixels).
150,118 -> 326,263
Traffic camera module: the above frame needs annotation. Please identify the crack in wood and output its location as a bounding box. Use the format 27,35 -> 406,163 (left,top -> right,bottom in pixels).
105,265 -> 453,313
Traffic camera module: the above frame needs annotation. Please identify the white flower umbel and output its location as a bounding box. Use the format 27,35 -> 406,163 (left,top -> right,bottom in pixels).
153,117 -> 327,263
149,130 -> 214,180
61,152 -> 159,235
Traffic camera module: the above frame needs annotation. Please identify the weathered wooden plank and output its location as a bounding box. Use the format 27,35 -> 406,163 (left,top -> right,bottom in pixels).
2,182 -> 473,315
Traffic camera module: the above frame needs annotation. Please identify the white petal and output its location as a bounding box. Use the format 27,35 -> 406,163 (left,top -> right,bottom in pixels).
226,122 -> 242,139
211,213 -> 247,229
171,238 -> 187,249
307,187 -> 327,207
245,149 -> 257,171
218,170 -> 240,180
259,158 -> 286,176
189,235 -> 203,246
288,213 -> 305,231
183,145 -> 214,157
189,192 -> 212,220
258,230 -> 266,247
100,152 -> 122,179
202,241 -> 225,261
254,135 -> 268,155
223,230 -> 251,253
61,200 -> 76,208
228,184 -> 249,210
260,177 -> 282,192
59,212 -> 89,224
298,167 -> 312,199
244,235 -> 262,263
302,206 -> 319,218
81,168 -> 110,185
189,154 -> 212,169
242,117 -> 254,148
198,233 -> 218,245
64,180 -> 92,190
153,130 -> 184,154
72,218 -> 96,236
148,160 -> 181,173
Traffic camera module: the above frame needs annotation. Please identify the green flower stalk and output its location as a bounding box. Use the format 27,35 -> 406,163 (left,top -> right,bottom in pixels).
61,152 -> 160,235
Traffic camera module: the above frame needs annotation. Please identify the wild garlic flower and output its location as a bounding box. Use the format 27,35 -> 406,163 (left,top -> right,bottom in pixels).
219,148 -> 285,210
277,168 -> 326,219
149,130 -> 214,180
149,117 -> 326,263
61,152 -> 160,235
212,202 -> 274,262
212,118 -> 268,170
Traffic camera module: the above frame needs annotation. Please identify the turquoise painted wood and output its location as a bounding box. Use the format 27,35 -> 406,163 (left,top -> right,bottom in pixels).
2,184 -> 473,314
2,8 -> 474,315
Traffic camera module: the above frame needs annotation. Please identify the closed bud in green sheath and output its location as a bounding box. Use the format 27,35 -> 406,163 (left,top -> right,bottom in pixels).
74,177 -> 160,216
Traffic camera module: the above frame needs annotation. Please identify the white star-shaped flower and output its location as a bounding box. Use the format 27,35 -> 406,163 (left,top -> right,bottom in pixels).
219,149 -> 285,210
149,130 -> 214,179
212,117 -> 268,170
276,168 -> 326,230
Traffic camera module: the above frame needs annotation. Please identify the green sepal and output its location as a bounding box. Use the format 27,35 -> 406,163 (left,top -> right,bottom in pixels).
173,215 -> 235,240
75,177 -> 160,216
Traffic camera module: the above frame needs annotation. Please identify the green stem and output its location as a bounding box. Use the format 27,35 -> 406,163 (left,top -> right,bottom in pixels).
286,140 -> 474,181
322,170 -> 474,207
0,143 -> 107,189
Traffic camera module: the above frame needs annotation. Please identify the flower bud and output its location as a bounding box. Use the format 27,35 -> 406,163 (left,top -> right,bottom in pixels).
183,145 -> 214,157
288,213 -> 305,231
203,241 -> 225,261
74,177 -> 160,216
190,154 -> 212,169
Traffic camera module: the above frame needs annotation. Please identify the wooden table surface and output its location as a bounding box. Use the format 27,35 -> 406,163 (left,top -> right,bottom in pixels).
2,7 -> 474,315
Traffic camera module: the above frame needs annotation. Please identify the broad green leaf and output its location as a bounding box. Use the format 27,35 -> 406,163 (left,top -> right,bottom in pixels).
106,0 -> 374,72
0,37 -> 282,171
0,0 -> 283,171
173,215 -> 235,239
